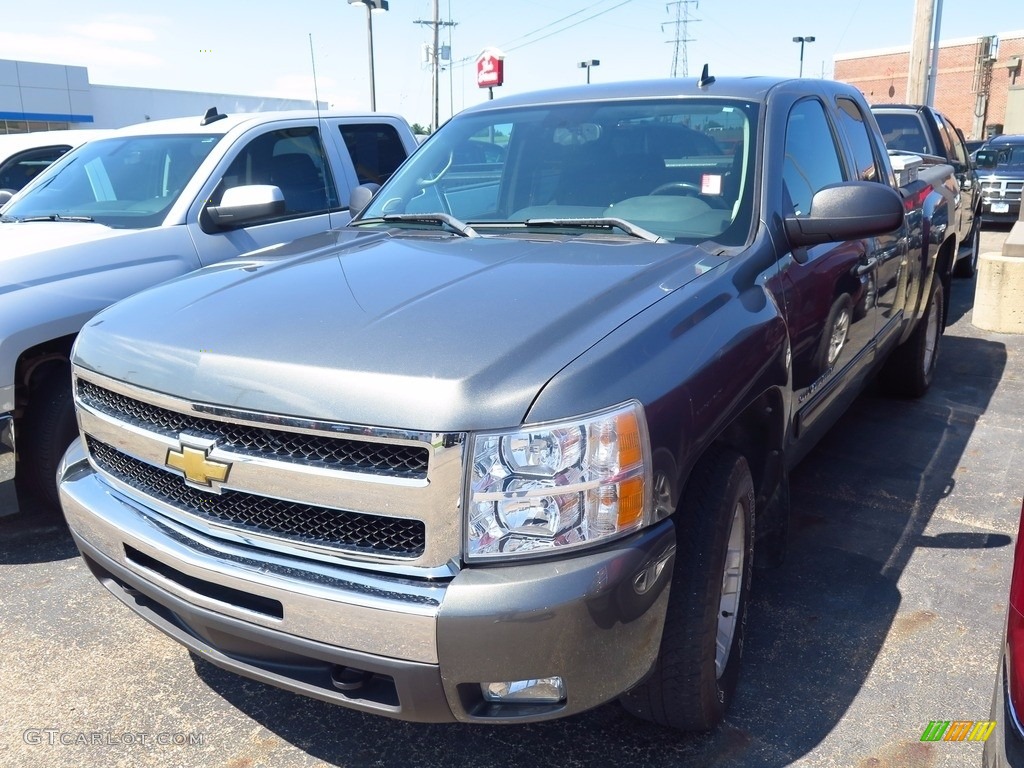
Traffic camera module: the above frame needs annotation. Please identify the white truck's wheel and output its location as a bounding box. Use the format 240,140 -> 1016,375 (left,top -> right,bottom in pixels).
20,370 -> 77,514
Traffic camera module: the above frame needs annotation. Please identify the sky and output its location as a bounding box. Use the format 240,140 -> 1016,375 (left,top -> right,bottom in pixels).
2,0 -> 1022,129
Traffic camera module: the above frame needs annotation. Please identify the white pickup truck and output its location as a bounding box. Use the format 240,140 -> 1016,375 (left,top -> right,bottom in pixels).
0,107 -> 419,511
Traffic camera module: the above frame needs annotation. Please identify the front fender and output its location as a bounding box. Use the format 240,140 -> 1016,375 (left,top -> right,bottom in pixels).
526,246 -> 790,510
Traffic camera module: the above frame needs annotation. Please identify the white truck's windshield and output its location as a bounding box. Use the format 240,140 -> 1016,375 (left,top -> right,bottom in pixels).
3,134 -> 222,229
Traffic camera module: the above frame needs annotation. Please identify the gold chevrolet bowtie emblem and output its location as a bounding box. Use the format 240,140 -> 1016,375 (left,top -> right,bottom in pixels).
165,443 -> 230,488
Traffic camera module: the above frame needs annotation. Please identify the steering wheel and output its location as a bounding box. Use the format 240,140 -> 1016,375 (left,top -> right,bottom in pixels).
649,182 -> 704,197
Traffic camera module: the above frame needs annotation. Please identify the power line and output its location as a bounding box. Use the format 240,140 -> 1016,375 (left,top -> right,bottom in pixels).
450,0 -> 636,68
497,0 -> 626,50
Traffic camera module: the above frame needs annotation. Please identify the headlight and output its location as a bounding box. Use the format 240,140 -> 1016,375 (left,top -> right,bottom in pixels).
467,401 -> 651,561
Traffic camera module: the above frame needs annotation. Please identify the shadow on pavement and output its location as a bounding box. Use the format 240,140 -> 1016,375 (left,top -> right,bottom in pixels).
0,507 -> 78,564
194,657 -> 738,767
946,274 -> 975,327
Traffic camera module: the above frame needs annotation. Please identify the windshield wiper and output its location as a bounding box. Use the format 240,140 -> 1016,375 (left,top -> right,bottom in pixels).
523,217 -> 666,243
373,213 -> 479,238
16,214 -> 95,223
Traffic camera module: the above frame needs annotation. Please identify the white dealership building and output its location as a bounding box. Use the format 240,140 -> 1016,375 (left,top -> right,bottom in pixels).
0,57 -> 323,134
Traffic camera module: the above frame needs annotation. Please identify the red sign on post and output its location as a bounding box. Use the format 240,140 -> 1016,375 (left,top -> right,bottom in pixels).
476,49 -> 505,89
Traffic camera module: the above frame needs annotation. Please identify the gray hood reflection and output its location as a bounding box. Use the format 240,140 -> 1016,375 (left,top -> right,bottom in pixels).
75,228 -> 723,431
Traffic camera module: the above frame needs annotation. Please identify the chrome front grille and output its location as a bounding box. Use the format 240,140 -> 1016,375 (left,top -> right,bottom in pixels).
77,379 -> 429,480
88,437 -> 426,557
981,179 -> 1024,202
73,370 -> 466,572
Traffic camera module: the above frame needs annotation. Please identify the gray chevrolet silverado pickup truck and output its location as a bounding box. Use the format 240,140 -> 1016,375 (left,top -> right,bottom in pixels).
59,73 -> 955,732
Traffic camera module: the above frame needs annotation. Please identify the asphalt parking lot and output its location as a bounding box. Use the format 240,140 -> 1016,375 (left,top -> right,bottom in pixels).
1,226 -> 1022,768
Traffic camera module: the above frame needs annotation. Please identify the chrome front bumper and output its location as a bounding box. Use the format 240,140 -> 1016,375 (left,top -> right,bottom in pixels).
60,437 -> 675,724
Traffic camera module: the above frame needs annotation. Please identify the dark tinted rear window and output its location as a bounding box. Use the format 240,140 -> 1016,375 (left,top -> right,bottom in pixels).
339,124 -> 408,186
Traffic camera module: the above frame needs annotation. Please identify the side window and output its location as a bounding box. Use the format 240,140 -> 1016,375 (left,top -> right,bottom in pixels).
339,124 -> 408,185
939,118 -> 969,166
0,146 -> 69,191
931,113 -> 958,164
783,99 -> 844,217
214,126 -> 338,217
835,97 -> 883,182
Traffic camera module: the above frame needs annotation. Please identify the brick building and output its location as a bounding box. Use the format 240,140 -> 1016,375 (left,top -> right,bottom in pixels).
835,31 -> 1024,140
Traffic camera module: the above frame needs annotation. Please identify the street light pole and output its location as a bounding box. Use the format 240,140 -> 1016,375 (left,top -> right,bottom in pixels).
792,35 -> 815,78
349,0 -> 389,111
578,59 -> 600,84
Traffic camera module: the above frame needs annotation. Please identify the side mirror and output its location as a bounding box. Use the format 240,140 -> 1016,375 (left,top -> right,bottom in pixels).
784,181 -> 904,248
206,185 -> 285,228
349,184 -> 381,218
0,189 -> 14,207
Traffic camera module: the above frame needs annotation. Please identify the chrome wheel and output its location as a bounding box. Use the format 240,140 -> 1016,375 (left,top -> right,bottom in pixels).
716,501 -> 746,679
827,306 -> 850,366
923,287 -> 940,373
969,220 -> 981,272
956,216 -> 982,278
652,471 -> 673,518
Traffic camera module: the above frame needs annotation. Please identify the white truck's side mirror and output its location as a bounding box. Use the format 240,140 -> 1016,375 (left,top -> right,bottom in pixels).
207,185 -> 286,228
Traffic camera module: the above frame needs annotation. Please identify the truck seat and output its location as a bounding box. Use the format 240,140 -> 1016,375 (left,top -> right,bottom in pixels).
271,153 -> 328,214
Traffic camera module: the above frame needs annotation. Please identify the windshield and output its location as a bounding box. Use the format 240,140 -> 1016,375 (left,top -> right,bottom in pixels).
358,98 -> 758,246
991,144 -> 1024,167
3,134 -> 222,228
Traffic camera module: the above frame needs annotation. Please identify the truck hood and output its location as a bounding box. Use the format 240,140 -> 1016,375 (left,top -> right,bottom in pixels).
0,220 -> 194,300
0,220 -> 135,264
979,166 -> 1024,182
75,228 -> 725,431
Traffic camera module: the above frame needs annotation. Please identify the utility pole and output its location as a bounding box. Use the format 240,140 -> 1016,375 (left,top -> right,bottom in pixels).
663,0 -> 700,78
925,0 -> 944,106
907,0 -> 934,104
414,2 -> 456,132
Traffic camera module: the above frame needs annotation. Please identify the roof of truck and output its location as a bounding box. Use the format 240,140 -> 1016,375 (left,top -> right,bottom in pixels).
985,134 -> 1024,146
460,75 -> 858,114
107,109 -> 409,137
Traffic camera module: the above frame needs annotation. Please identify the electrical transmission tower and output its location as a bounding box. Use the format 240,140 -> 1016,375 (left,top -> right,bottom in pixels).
663,0 -> 700,78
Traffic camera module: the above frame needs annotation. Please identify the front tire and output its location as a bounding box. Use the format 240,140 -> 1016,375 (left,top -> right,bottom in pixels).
620,447 -> 754,731
19,367 -> 78,514
815,295 -> 853,373
880,278 -> 943,398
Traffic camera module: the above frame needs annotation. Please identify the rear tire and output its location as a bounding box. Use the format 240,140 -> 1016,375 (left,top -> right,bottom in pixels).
19,367 -> 77,514
880,279 -> 943,398
620,447 -> 754,731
